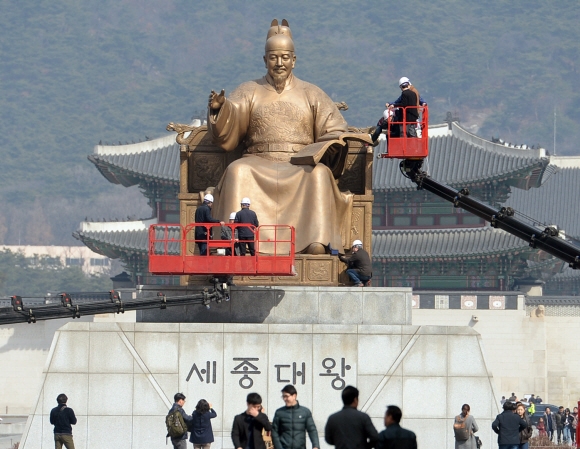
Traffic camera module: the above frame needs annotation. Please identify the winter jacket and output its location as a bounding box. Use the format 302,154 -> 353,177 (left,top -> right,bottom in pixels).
234,208 -> 259,239
195,203 -> 221,239
272,402 -> 319,449
492,410 -> 527,445
519,414 -> 533,444
50,404 -> 77,435
168,403 -> 193,441
232,411 -> 272,449
324,406 -> 378,449
340,249 -> 372,277
189,409 -> 217,444
543,412 -> 556,432
376,423 -> 417,449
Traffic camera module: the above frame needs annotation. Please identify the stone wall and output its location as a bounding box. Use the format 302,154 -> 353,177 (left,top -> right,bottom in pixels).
19,321 -> 500,449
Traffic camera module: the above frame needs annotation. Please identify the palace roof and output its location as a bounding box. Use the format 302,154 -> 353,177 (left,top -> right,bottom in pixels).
373,123 -> 554,192
504,157 -> 580,240
73,219 -> 155,258
372,226 -> 532,261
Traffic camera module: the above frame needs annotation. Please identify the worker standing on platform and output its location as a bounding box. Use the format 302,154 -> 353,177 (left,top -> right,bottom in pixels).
339,240 -> 372,287
195,194 -> 224,256
235,197 -> 259,256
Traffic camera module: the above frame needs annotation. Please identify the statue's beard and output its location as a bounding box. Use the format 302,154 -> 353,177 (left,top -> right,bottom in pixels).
272,73 -> 289,94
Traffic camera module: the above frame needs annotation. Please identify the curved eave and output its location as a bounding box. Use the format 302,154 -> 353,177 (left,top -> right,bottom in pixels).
372,227 -> 535,261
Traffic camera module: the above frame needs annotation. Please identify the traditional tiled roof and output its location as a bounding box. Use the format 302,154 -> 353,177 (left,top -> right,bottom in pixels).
373,122 -> 552,192
372,227 -> 532,261
88,122 -> 205,186
73,219 -> 156,258
504,159 -> 580,240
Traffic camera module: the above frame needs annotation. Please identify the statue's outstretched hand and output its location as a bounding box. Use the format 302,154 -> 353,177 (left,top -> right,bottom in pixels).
209,89 -> 226,111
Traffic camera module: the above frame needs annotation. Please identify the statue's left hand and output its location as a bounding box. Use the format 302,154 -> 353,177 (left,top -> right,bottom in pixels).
208,89 -> 226,111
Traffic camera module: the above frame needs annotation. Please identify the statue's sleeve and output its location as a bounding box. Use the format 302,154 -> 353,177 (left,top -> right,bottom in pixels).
207,82 -> 254,151
307,84 -> 349,141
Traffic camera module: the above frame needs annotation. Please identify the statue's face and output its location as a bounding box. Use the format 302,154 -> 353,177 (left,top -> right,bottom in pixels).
264,49 -> 296,80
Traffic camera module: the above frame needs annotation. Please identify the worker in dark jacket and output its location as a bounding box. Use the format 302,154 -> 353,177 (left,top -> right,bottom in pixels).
272,385 -> 319,449
325,385 -> 378,449
389,77 -> 419,138
377,405 -> 416,449
339,240 -> 372,287
234,197 -> 259,256
491,401 -> 528,449
169,393 -> 194,449
195,194 -> 224,256
49,393 -> 77,449
232,392 -> 272,449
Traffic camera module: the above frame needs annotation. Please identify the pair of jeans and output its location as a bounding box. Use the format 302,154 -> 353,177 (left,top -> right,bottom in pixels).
171,438 -> 188,449
197,242 -> 208,256
563,426 -> 571,443
54,434 -> 75,449
346,269 -> 370,285
518,443 -> 529,449
557,428 -> 563,443
498,445 -> 519,449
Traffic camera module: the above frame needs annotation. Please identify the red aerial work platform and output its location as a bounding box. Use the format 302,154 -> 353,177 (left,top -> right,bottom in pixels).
149,223 -> 295,276
377,105 -> 428,159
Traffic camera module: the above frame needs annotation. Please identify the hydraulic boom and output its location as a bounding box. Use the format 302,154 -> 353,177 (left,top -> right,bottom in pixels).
400,159 -> 580,269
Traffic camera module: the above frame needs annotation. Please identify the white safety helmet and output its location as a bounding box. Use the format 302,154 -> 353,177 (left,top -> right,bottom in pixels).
352,239 -> 363,247
204,194 -> 214,203
229,212 -> 237,220
399,76 -> 410,86
241,197 -> 251,205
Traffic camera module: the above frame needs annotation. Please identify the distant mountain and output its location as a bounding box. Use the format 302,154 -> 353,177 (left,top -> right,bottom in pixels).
0,0 -> 579,244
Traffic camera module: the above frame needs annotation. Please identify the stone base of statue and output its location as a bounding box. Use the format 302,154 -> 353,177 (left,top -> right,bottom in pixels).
175,125 -> 373,287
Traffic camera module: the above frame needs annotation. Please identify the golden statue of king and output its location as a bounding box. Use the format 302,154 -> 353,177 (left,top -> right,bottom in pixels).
207,19 -> 371,254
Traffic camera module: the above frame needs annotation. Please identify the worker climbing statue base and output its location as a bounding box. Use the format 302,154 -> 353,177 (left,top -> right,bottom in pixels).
19,287 -> 501,449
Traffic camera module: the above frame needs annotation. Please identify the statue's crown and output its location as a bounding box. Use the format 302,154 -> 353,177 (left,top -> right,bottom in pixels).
265,19 -> 295,52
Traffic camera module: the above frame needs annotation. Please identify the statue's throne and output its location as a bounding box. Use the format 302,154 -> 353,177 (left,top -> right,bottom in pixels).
171,122 -> 373,286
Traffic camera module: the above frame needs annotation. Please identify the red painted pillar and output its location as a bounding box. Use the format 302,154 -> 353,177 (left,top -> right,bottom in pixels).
577,401 -> 580,448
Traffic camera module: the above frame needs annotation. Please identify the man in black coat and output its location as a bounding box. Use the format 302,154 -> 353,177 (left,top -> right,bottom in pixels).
377,405 -> 416,449
49,393 -> 77,449
232,392 -> 272,449
325,385 -> 378,449
194,194 -> 224,255
491,401 -> 528,449
234,197 -> 259,256
339,240 -> 372,287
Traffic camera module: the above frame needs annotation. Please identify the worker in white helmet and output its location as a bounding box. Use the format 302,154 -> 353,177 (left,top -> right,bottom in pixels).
194,193 -> 224,255
234,197 -> 259,256
339,240 -> 372,287
370,76 -> 426,145
221,212 -> 240,256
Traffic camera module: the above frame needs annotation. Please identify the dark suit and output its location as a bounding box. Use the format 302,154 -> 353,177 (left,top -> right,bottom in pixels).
377,424 -> 417,449
325,406 -> 378,449
231,411 -> 271,449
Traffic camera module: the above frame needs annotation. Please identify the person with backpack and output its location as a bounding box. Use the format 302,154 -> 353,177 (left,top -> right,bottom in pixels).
167,392 -> 193,449
453,404 -> 479,449
190,399 -> 217,449
49,393 -> 77,449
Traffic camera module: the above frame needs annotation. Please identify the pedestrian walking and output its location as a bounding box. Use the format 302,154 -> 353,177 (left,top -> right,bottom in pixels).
492,401 -> 527,449
562,408 -> 573,445
543,407 -> 556,441
515,402 -> 532,449
556,406 -> 564,444
272,384 -> 319,449
49,393 -> 77,449
232,392 -> 272,449
453,404 -> 479,449
571,407 -> 578,445
325,385 -> 378,449
377,405 -> 417,449
167,392 -> 193,449
190,399 -> 217,449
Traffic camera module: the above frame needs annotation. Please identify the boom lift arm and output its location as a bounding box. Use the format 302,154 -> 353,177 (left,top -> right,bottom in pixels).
400,159 -> 580,269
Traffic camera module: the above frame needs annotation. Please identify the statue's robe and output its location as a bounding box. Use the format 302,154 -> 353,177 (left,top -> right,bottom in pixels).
208,74 -> 352,253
